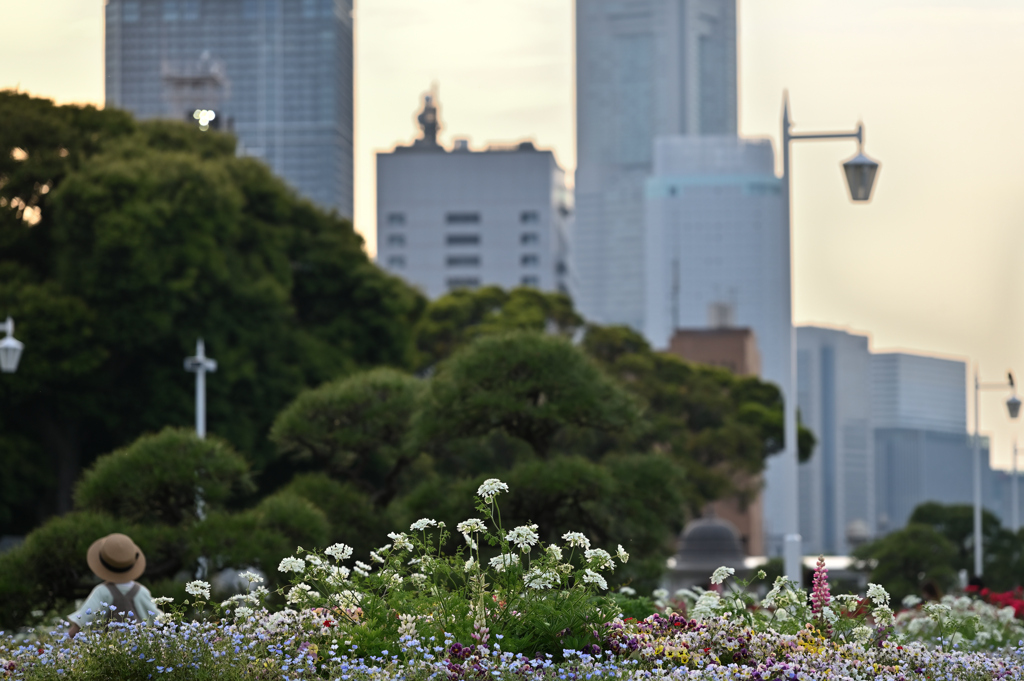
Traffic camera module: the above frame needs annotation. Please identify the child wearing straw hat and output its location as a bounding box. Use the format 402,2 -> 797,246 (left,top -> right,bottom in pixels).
67,533 -> 163,637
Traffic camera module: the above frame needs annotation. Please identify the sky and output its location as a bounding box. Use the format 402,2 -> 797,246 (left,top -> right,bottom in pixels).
2,0 -> 1024,468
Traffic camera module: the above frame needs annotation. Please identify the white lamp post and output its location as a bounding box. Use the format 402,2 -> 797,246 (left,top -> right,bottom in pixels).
971,370 -> 1019,577
0,317 -> 24,374
780,93 -> 881,585
184,338 -> 217,439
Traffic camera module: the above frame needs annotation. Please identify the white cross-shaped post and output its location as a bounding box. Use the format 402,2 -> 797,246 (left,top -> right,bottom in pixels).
184,338 -> 217,439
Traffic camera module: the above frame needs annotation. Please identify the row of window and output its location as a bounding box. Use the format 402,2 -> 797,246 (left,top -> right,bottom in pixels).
385,211 -> 542,226
446,276 -> 539,292
385,255 -> 540,269
384,232 -> 540,247
118,0 -> 336,23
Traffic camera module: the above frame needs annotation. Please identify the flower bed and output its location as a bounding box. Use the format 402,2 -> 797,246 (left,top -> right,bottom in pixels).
3,479 -> 1024,680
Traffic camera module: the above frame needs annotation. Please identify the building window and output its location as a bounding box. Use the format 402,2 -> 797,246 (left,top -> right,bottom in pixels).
386,212 -> 405,226
447,255 -> 480,268
446,277 -> 480,291
520,232 -> 539,245
386,233 -> 405,247
386,255 -> 405,269
446,233 -> 480,246
182,0 -> 200,20
162,0 -> 179,21
301,0 -> 317,17
521,276 -> 539,287
123,0 -> 140,21
520,210 -> 540,223
520,254 -> 539,267
446,212 -> 480,224
242,0 -> 257,19
556,260 -> 568,275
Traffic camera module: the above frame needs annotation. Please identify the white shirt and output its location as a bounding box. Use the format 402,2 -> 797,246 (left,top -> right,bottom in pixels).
68,581 -> 162,627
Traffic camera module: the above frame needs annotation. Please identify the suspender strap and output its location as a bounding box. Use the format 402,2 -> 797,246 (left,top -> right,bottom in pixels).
103,582 -> 142,623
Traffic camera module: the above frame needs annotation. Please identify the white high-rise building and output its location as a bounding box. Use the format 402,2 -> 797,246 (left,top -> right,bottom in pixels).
574,0 -> 737,329
376,96 -> 571,298
641,134 -> 792,554
796,326 -> 875,555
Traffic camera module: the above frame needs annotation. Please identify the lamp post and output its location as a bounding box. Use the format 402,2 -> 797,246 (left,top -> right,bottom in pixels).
0,317 -> 24,374
1013,439 -> 1019,534
184,338 -> 217,439
972,370 -> 1019,577
780,93 -> 881,584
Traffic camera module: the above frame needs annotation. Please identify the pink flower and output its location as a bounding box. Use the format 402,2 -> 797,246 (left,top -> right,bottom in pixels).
810,554 -> 831,617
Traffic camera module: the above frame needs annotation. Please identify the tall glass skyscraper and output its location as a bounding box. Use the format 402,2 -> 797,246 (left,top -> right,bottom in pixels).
573,0 -> 737,328
105,0 -> 353,217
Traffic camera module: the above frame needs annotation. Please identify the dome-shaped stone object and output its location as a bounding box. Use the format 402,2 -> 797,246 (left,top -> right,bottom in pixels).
662,517 -> 749,594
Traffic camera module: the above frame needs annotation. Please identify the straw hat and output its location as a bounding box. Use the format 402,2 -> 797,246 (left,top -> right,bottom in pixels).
86,533 -> 146,584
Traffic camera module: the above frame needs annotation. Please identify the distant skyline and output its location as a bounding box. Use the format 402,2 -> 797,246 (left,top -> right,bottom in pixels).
3,0 -> 1024,470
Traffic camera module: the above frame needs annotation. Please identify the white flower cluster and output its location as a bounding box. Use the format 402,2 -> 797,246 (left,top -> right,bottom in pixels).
477,478 -> 509,501
185,580 -> 211,600
152,596 -> 175,606
278,556 -> 305,573
691,590 -> 722,620
286,583 -> 312,604
410,518 -> 437,532
507,524 -> 539,551
324,543 -> 353,561
353,560 -> 372,577
387,532 -> 414,551
584,548 -> 615,571
616,545 -> 629,564
238,570 -> 264,584
561,531 -> 590,549
488,553 -> 520,573
525,568 -> 558,590
582,569 -> 608,591
710,566 -> 735,585
866,582 -> 894,627
457,518 -> 486,535
547,544 -> 563,561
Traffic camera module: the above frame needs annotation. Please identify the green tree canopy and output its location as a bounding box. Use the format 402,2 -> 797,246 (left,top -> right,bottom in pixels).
269,368 -> 423,505
73,427 -> 254,526
580,324 -> 814,513
414,286 -> 583,368
853,523 -> 959,604
0,91 -> 424,532
413,331 -> 641,461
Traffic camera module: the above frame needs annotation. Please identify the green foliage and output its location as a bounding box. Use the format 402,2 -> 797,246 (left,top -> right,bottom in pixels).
270,368 -> 423,505
580,324 -> 814,513
277,473 -> 388,560
74,428 -> 254,525
0,91 -> 425,532
251,492 -> 331,551
854,523 -> 960,604
414,286 -> 583,368
414,331 -> 641,460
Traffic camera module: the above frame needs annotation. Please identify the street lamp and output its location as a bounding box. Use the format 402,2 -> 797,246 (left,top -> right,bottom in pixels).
0,317 -> 24,374
972,370 -> 1019,577
779,93 -> 881,585
184,338 -> 217,439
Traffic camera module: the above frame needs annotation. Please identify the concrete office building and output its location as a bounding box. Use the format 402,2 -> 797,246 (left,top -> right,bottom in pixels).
574,0 -> 737,329
376,96 -> 571,298
796,326 -> 875,556
105,0 -> 353,215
